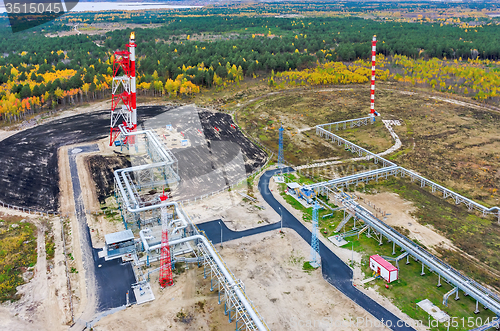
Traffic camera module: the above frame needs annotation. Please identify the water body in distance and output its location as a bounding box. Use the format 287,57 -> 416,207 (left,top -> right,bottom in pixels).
0,1 -> 202,13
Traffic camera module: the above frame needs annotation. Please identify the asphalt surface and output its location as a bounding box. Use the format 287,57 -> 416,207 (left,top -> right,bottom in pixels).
0,105 -> 266,212
69,145 -> 137,314
197,168 -> 417,331
0,106 -> 173,213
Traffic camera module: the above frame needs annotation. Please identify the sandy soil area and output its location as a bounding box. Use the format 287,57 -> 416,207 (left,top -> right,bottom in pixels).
59,144 -> 89,322
93,230 -> 390,331
184,188 -> 279,231
0,129 -> 17,143
0,212 -> 71,331
356,192 -> 456,252
219,230 -> 391,331
185,172 -> 422,330
93,264 -> 236,331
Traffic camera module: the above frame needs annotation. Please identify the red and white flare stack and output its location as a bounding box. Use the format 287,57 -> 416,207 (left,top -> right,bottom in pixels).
370,35 -> 379,120
109,32 -> 137,146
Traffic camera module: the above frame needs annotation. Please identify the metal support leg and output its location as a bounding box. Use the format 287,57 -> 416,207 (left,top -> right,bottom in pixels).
406,255 -> 410,265
210,278 -> 214,291
475,300 -> 480,314
379,234 -> 383,246
437,274 -> 441,287
455,289 -> 460,301
392,242 -> 396,255
421,263 -> 425,276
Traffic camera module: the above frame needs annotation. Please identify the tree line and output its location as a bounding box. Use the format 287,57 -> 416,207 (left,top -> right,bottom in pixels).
2,7 -> 500,123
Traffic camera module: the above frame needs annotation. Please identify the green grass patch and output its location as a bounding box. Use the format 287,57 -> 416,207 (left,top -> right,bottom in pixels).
347,229 -> 498,330
303,261 -> 317,271
0,218 -> 37,302
45,233 -> 55,260
363,177 -> 500,289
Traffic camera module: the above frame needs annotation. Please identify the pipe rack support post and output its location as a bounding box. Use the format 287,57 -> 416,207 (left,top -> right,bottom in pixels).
392,242 -> 396,255
475,300 -> 480,314
379,233 -> 383,246
455,289 -> 460,301
421,262 -> 425,276
406,254 -> 410,265
437,274 -> 441,287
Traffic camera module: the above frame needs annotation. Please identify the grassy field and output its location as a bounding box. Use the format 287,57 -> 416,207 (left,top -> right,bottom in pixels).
351,232 -> 498,331
361,178 -> 500,291
233,83 -> 500,208
278,187 -> 498,330
0,215 -> 37,302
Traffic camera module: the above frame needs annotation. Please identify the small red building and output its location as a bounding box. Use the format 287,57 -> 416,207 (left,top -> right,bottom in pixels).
369,255 -> 398,283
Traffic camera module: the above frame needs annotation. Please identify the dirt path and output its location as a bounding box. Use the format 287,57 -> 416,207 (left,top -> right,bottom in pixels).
58,144 -> 93,327
75,141 -> 125,248
0,217 -> 70,331
356,192 -> 455,252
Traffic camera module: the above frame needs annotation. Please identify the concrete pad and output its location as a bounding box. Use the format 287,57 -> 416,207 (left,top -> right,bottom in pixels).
273,176 -> 285,183
285,191 -> 312,208
328,235 -> 348,247
133,282 -> 155,305
417,299 -> 450,323
361,277 -> 376,284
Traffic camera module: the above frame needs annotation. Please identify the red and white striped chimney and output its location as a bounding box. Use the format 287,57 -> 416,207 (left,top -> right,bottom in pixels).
129,32 -> 137,129
370,35 -> 379,120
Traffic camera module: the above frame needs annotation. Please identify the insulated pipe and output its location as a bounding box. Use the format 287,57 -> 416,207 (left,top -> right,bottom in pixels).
118,124 -> 175,163
142,234 -> 268,331
349,199 -> 500,315
120,170 -> 139,208
140,229 -> 153,251
113,159 -> 179,211
117,196 -> 188,233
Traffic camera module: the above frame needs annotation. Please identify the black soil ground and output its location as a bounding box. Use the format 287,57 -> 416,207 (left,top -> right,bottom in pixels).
85,153 -> 131,204
198,111 -> 267,174
0,105 -> 266,212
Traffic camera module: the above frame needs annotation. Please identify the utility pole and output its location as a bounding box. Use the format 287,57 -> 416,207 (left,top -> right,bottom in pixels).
351,241 -> 354,267
219,221 -> 223,248
279,207 -> 283,233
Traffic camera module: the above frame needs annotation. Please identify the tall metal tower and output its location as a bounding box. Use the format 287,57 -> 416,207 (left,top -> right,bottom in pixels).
159,205 -> 173,288
110,31 -> 137,146
278,126 -> 284,170
369,35 -> 379,121
310,201 -> 321,268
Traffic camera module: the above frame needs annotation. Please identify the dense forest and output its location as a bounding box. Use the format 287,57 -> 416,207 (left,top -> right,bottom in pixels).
1,2 -> 500,122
